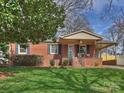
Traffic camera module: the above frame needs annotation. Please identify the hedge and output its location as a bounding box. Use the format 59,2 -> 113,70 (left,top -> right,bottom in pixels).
62,60 -> 68,66
11,55 -> 43,66
50,60 -> 55,66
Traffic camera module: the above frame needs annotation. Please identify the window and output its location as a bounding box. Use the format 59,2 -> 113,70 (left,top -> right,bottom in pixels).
50,44 -> 58,54
79,45 -> 87,54
18,44 -> 28,54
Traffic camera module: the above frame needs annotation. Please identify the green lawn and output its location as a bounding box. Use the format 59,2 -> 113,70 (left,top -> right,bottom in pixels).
0,67 -> 124,93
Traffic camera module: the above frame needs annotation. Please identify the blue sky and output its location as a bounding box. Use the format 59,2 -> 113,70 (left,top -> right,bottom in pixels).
84,11 -> 112,34
82,0 -> 124,34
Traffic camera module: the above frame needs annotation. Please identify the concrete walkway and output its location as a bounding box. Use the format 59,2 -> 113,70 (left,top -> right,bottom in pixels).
103,65 -> 124,70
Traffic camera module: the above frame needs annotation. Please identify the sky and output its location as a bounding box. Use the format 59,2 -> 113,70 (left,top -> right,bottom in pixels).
82,0 -> 124,34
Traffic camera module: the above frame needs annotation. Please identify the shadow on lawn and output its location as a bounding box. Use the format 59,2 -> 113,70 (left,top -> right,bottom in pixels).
24,68 -> 122,93
1,67 -> 124,93
46,68 -> 103,93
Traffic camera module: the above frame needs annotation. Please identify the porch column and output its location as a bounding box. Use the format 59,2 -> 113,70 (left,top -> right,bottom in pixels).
61,44 -> 68,58
74,44 -> 79,57
90,45 -> 96,57
115,44 -> 117,61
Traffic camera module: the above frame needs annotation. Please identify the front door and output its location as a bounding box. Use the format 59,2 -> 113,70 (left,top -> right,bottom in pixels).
68,45 -> 74,64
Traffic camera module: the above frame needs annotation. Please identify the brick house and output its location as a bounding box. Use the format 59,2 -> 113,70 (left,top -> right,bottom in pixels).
9,30 -> 116,67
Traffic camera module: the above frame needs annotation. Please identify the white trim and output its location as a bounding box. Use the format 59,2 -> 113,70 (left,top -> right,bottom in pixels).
61,30 -> 103,39
18,44 -> 28,55
68,44 -> 74,59
50,44 -> 58,54
79,44 -> 87,54
68,44 -> 74,46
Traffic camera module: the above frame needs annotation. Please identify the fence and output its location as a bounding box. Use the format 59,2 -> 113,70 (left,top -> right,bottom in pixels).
117,55 -> 124,65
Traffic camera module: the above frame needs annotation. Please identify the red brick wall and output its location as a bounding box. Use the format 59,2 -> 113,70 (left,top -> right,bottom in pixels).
9,44 -> 16,55
84,58 -> 102,67
29,43 -> 62,67
9,43 -> 62,67
90,45 -> 96,57
29,43 -> 48,56
62,45 -> 68,58
9,43 -> 98,67
72,57 -> 102,67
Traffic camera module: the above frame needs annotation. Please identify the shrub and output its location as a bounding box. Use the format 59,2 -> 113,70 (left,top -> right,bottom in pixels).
50,60 -> 55,66
11,55 -> 43,66
62,60 -> 68,66
94,61 -> 100,66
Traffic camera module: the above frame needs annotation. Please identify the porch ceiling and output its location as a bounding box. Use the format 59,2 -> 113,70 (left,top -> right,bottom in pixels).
96,40 -> 117,50
59,39 -> 96,45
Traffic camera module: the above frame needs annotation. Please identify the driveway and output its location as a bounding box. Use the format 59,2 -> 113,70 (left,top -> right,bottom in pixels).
104,65 -> 124,70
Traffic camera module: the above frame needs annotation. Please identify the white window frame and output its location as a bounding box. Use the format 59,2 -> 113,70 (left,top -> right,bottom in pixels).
79,44 -> 87,54
18,44 -> 28,54
68,44 -> 74,59
50,44 -> 58,54
0,51 -> 3,57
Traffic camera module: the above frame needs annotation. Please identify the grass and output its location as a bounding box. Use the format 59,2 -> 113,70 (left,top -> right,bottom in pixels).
0,67 -> 124,93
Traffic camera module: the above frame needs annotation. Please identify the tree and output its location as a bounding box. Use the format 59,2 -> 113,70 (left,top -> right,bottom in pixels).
99,0 -> 124,54
0,43 -> 9,58
55,0 -> 93,37
56,0 -> 93,13
114,16 -> 124,33
56,15 -> 92,37
65,15 -> 92,33
105,23 -> 124,54
114,16 -> 124,53
0,0 -> 65,43
1,0 -> 121,43
104,6 -> 124,54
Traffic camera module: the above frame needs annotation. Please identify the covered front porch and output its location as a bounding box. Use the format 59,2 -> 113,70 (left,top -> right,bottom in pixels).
59,30 -> 104,67
59,39 -> 102,67
57,30 -> 116,67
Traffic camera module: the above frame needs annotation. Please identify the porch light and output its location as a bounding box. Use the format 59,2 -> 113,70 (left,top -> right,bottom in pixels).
80,40 -> 83,44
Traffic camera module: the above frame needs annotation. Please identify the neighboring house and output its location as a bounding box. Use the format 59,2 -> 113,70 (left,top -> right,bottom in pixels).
101,53 -> 116,61
9,30 -> 116,67
117,52 -> 124,65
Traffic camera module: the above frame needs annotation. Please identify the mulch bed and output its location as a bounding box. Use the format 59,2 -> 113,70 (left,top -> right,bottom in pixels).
0,72 -> 15,80
102,60 -> 117,65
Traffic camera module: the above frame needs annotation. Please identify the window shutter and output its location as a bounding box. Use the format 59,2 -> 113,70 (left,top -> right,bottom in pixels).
87,45 -> 90,54
75,45 -> 79,56
77,45 -> 79,53
58,44 -> 62,55
48,44 -> 50,54
16,44 -> 18,54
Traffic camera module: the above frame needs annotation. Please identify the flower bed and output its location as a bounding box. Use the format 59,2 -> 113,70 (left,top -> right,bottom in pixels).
0,72 -> 15,80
